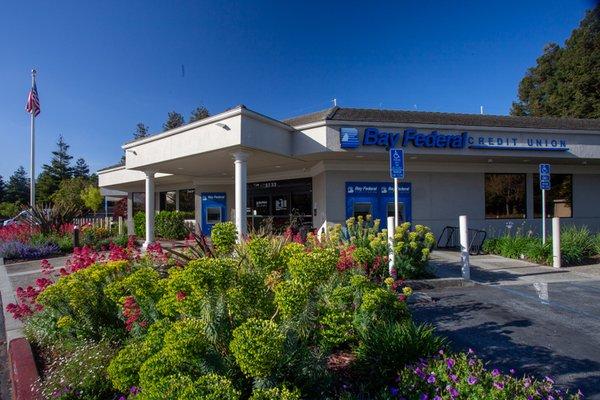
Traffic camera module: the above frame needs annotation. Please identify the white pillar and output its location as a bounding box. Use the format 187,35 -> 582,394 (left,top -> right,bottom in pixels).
459,215 -> 470,280
126,192 -> 134,236
233,152 -> 248,241
552,217 -> 561,268
143,171 -> 156,248
387,216 -> 396,278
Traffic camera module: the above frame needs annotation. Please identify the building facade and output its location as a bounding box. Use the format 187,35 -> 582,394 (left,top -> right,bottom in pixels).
98,105 -> 600,246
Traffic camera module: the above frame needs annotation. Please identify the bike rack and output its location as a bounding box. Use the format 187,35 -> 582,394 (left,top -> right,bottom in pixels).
436,226 -> 487,255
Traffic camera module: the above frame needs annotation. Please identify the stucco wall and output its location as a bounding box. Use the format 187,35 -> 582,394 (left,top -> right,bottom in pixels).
322,169 -> 600,240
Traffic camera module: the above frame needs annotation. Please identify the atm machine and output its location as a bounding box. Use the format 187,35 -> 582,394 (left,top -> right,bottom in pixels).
200,192 -> 227,235
345,182 -> 411,229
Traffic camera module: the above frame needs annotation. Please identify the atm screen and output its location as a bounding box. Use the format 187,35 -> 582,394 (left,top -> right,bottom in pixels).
353,203 -> 372,219
206,207 -> 222,224
387,202 -> 404,222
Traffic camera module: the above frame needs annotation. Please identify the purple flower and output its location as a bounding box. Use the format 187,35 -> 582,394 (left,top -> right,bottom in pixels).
491,368 -> 500,377
468,348 -> 475,354
438,349 -> 444,356
468,358 -> 476,366
389,387 -> 399,396
467,376 -> 478,385
446,386 -> 459,398
493,381 -> 505,390
523,378 -> 532,388
433,397 -> 442,400
427,374 -> 436,384
446,358 -> 455,369
419,394 -> 428,400
509,368 -> 515,374
449,373 -> 458,382
545,376 -> 555,384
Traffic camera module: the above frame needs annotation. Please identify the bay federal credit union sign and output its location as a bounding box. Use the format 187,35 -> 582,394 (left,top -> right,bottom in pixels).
339,127 -> 569,152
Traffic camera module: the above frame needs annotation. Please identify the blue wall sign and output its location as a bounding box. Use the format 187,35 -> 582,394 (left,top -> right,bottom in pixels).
390,148 -> 404,179
539,164 -> 551,190
340,127 -> 569,152
340,127 -> 360,148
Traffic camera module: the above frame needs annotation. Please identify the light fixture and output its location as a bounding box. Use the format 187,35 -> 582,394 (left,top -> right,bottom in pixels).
126,149 -> 137,155
487,159 -> 493,163
355,155 -> 365,158
275,165 -> 281,168
177,167 -> 184,170
582,161 -> 588,165
523,159 -> 530,163
409,156 -> 418,160
215,122 -> 230,130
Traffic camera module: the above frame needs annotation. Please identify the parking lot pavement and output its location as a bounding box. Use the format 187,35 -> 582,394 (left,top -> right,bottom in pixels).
411,280 -> 600,398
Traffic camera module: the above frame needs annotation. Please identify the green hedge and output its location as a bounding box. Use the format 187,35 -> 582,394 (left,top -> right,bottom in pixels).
134,211 -> 188,240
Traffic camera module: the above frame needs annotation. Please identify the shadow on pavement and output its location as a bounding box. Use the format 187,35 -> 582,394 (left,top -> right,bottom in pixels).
412,297 -> 600,398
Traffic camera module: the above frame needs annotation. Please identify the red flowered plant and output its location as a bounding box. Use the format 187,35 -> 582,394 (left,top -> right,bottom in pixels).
6,277 -> 51,320
337,245 -> 356,271
122,296 -> 147,331
0,223 -> 38,243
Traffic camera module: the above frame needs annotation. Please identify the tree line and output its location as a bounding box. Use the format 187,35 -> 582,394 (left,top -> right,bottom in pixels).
0,135 -> 99,218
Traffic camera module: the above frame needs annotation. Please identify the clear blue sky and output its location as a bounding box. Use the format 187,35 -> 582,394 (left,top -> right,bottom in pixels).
0,0 -> 595,178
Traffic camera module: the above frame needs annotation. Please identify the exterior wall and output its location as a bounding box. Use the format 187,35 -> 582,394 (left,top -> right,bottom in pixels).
322,168 -> 600,240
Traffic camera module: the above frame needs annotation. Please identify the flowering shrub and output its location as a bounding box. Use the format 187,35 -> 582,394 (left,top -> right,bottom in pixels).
210,221 -> 237,255
394,349 -> 583,399
249,386 -> 301,400
0,240 -> 60,260
0,223 -> 37,243
32,340 -> 118,400
392,223 -> 435,279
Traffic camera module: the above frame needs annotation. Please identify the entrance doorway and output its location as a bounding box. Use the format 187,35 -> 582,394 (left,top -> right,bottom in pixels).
345,182 -> 412,228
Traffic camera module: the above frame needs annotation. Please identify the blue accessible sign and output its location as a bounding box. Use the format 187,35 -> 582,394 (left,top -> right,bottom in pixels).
390,148 -> 404,179
539,164 -> 551,190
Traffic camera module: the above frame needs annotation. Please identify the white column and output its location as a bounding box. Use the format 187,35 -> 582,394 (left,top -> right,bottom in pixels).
126,192 -> 134,235
233,152 -> 248,241
143,171 -> 156,248
387,216 -> 395,278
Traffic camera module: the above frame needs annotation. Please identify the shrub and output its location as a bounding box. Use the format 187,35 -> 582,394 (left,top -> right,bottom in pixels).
0,241 -> 60,260
179,373 -> 241,400
210,221 -> 237,255
32,340 -> 118,400
560,225 -> 594,265
354,321 -> 447,389
250,386 -> 301,400
35,260 -> 132,340
134,212 -> 145,237
395,349 -> 582,399
155,211 -> 187,239
0,201 -> 21,219
230,318 -> 285,378
392,223 -> 435,279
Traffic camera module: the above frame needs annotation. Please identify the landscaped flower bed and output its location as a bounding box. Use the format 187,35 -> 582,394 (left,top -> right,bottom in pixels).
6,218 -> 583,399
483,225 -> 600,266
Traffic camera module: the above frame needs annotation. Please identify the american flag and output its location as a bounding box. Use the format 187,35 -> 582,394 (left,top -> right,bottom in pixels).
26,82 -> 40,117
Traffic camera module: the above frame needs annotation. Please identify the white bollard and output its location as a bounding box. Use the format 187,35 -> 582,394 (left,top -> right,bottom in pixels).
387,216 -> 396,278
459,215 -> 470,280
118,216 -> 123,235
552,217 -> 561,268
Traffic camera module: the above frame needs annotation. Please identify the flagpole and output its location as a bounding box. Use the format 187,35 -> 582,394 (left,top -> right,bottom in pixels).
30,69 -> 36,207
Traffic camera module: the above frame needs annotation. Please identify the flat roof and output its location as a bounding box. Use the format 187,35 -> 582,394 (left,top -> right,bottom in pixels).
284,107 -> 600,131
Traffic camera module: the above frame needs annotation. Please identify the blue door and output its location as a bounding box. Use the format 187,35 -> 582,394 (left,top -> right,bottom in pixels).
201,192 -> 227,235
345,182 -> 411,229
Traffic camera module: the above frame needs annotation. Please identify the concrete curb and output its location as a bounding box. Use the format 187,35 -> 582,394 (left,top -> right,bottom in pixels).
1,258 -> 41,399
8,338 -> 41,400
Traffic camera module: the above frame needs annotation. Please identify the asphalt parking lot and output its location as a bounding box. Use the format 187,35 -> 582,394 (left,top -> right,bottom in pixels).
411,279 -> 600,398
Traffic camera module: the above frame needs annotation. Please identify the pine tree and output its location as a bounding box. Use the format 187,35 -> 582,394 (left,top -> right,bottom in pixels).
0,175 -> 5,203
163,112 -> 185,131
189,106 -> 210,123
134,123 -> 149,139
37,135 -> 74,203
511,5 -> 600,118
73,158 -> 90,179
5,166 -> 29,205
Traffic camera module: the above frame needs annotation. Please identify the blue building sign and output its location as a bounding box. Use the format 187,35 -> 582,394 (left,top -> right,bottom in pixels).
340,127 -> 569,152
340,127 -> 360,148
390,148 -> 404,179
345,182 -> 412,229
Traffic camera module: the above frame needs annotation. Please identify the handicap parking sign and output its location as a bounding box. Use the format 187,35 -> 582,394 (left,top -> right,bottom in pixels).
390,149 -> 404,179
539,164 -> 551,190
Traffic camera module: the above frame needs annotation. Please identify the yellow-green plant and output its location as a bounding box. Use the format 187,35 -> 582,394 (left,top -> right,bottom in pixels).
250,386 -> 301,400
211,221 -> 237,255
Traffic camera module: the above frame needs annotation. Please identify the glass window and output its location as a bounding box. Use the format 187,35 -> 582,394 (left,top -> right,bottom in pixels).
159,191 -> 176,211
253,196 -> 270,215
133,192 -> 145,214
291,192 -> 312,216
485,174 -> 527,219
178,189 -> 195,212
353,202 -> 372,219
273,194 -> 289,216
386,202 -> 404,222
533,174 -> 573,218
206,207 -> 222,224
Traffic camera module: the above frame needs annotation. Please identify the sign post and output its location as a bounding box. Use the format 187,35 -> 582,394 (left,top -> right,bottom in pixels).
539,164 -> 551,244
390,149 -> 404,227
